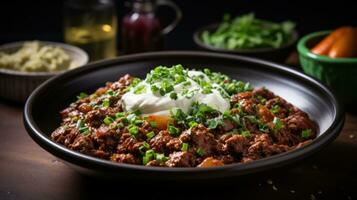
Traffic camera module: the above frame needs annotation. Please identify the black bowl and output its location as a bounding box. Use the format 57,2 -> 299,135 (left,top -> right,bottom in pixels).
193,23 -> 299,63
24,51 -> 344,181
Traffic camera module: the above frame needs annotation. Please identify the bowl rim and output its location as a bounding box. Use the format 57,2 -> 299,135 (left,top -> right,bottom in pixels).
297,30 -> 357,63
193,23 -> 299,53
0,40 -> 89,76
23,51 -> 345,176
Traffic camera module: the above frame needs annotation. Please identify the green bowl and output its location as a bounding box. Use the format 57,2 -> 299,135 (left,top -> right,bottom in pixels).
298,31 -> 357,107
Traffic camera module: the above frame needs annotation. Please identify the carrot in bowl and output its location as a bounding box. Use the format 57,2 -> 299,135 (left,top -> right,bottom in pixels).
328,28 -> 357,58
311,26 -> 351,55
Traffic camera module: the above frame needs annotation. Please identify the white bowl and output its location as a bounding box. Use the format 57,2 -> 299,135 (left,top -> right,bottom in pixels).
0,41 -> 89,102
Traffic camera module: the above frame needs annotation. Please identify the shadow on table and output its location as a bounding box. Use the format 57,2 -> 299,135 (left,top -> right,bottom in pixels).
69,141 -> 357,200
0,98 -> 24,108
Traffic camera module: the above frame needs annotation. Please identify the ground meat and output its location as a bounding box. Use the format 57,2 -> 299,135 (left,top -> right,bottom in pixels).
69,135 -> 94,153
111,153 -> 140,164
232,91 -> 253,102
60,107 -> 76,119
166,151 -> 195,167
110,74 -> 133,91
273,129 -> 300,146
166,138 -> 182,151
222,134 -> 249,154
266,97 -> 292,118
93,150 -> 110,158
86,109 -> 107,128
239,99 -> 256,114
285,112 -> 317,136
94,125 -> 119,152
51,126 -> 71,144
294,140 -> 312,148
179,130 -> 191,142
190,124 -> 217,156
222,119 -> 235,131
257,105 -> 274,123
242,134 -> 291,162
215,155 -> 235,164
51,73 -> 318,168
146,160 -> 165,167
253,87 -> 275,100
149,131 -> 173,153
77,103 -> 92,113
117,133 -> 141,154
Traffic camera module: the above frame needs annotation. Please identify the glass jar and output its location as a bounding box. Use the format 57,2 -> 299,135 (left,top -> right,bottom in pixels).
122,0 -> 182,54
64,0 -> 117,61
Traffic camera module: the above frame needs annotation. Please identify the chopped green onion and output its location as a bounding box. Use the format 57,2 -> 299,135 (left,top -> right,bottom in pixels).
102,98 -> 110,108
168,125 -> 180,136
106,89 -> 114,96
207,118 -> 223,129
244,83 -> 253,91
76,119 -> 84,129
188,121 -> 198,128
134,84 -> 147,94
143,149 -> 155,165
174,75 -> 185,84
146,131 -> 155,140
273,117 -> 283,131
115,112 -> 125,119
134,119 -> 144,125
259,123 -> 269,133
142,141 -> 150,149
71,116 -> 79,122
183,81 -> 191,86
155,153 -> 168,162
170,108 -> 187,126
301,129 -> 312,139
270,104 -> 280,114
203,68 -> 211,75
132,109 -> 142,116
202,87 -> 212,94
128,124 -> 139,137
121,117 -> 129,124
103,116 -> 114,125
196,148 -> 205,157
139,146 -> 146,154
181,143 -> 189,151
77,92 -> 88,100
241,130 -> 251,137
126,114 -> 137,123
79,126 -> 90,135
116,122 -> 124,128
170,92 -> 178,100
77,119 -> 90,135
256,95 -> 267,104
151,85 -> 159,93
139,142 -> 150,154
149,121 -> 157,128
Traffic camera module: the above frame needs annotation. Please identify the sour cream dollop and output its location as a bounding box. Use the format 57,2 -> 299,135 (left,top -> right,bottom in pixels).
122,68 -> 230,116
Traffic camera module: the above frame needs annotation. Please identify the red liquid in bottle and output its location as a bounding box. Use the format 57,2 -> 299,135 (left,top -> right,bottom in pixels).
122,2 -> 163,54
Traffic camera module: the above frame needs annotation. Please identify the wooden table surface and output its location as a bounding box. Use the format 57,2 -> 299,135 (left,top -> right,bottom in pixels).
0,98 -> 356,200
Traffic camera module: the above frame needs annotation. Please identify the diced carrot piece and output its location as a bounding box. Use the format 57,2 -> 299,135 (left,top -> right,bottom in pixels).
197,157 -> 224,167
146,115 -> 172,130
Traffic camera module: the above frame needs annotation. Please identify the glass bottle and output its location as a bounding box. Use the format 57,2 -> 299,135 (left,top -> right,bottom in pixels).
64,0 -> 117,61
122,0 -> 182,54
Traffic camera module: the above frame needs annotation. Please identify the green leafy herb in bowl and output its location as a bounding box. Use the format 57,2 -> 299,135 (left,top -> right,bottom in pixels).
202,13 -> 295,49
193,13 -> 298,62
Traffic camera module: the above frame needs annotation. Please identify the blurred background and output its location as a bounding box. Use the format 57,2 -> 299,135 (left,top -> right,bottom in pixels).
1,0 -> 356,50
1,0 -> 357,103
